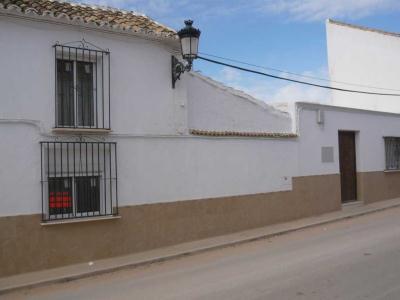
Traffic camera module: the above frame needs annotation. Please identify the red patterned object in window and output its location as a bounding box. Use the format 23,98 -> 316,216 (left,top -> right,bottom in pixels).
49,191 -> 72,208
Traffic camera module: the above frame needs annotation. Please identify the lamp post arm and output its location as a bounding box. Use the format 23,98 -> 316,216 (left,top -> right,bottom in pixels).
171,56 -> 192,88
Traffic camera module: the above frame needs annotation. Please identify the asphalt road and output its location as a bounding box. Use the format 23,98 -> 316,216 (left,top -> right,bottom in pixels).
5,206 -> 400,300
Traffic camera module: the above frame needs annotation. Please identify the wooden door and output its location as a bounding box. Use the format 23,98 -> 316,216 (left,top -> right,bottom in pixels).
338,131 -> 357,203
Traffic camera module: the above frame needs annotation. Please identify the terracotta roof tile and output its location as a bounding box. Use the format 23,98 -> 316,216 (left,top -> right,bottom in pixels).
0,0 -> 177,39
190,129 -> 298,138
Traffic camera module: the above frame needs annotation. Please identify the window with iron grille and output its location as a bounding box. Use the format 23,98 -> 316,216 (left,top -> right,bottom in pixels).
54,44 -> 111,129
384,137 -> 400,170
40,142 -> 118,221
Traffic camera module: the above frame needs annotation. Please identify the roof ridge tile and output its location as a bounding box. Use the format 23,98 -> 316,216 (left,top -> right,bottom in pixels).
190,129 -> 298,138
0,0 -> 177,39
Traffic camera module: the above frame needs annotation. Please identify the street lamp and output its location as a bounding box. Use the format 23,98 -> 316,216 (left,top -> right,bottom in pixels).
172,20 -> 201,88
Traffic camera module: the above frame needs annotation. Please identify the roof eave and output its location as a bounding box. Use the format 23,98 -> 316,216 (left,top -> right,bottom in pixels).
0,4 -> 180,48
327,19 -> 400,39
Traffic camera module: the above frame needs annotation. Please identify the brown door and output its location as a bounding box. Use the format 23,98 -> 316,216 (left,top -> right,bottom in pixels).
338,131 -> 357,203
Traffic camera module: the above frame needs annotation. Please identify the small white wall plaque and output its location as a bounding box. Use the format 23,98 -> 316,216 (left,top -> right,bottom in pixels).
321,146 -> 334,163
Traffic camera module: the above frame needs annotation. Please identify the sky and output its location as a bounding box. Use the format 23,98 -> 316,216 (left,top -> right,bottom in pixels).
76,0 -> 400,104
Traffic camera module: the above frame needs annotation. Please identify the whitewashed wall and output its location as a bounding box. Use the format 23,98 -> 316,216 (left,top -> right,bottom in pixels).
0,123 -> 42,216
0,15 -> 295,217
117,136 -> 296,206
327,20 -> 400,113
187,73 -> 292,132
6,98 -> 400,217
297,103 -> 400,176
0,124 -> 297,217
0,15 -> 186,135
3,15 -> 400,218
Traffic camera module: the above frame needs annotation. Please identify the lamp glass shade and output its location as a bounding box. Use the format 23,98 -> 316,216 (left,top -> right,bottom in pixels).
180,36 -> 199,60
177,20 -> 201,62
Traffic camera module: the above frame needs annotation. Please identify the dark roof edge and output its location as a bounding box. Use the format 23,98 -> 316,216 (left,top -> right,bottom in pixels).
327,19 -> 400,38
296,101 -> 400,118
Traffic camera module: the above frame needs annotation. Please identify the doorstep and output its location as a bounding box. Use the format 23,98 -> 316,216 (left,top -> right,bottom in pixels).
342,200 -> 363,208
2,197 -> 400,295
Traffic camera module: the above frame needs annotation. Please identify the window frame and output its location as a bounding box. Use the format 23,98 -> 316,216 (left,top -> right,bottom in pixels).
56,58 -> 98,128
56,59 -> 75,127
54,44 -> 111,130
48,176 -> 73,216
40,141 -> 118,222
47,174 -> 103,220
74,174 -> 102,216
384,136 -> 400,171
75,60 -> 96,128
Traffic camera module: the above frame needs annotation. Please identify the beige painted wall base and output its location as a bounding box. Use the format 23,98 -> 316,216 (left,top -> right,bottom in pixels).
357,171 -> 400,204
0,174 -> 341,278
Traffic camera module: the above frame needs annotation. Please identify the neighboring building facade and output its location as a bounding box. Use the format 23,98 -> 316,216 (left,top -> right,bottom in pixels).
327,19 -> 400,112
1,1 -> 400,278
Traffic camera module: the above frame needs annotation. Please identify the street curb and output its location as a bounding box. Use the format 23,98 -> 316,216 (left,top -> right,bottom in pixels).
2,201 -> 400,295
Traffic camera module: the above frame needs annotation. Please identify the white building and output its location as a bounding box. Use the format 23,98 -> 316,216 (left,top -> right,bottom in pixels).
327,19 -> 400,112
1,1 -> 400,278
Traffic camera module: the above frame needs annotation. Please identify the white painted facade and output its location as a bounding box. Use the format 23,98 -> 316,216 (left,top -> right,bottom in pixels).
187,72 -> 292,132
327,19 -> 400,113
2,11 -> 400,219
0,15 -> 184,135
296,103 -> 400,176
0,13 -> 295,217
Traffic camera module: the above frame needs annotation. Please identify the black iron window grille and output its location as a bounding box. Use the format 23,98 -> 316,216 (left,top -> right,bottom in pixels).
54,43 -> 111,129
40,141 -> 118,222
384,137 -> 400,170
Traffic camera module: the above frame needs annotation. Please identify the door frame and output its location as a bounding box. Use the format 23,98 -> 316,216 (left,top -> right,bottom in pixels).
338,130 -> 358,203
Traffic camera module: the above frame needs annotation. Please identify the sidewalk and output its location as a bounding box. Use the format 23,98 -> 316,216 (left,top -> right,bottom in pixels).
2,197 -> 400,295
